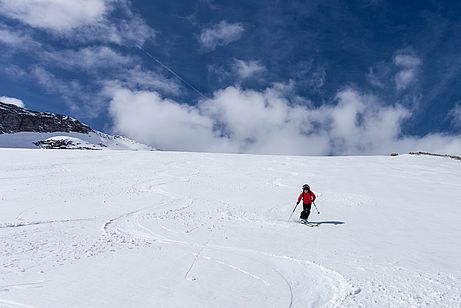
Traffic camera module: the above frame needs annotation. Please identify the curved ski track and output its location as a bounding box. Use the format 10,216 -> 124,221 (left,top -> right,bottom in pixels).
102,178 -> 357,308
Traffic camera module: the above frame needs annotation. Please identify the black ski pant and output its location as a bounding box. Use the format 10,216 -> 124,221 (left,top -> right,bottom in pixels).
300,203 -> 311,220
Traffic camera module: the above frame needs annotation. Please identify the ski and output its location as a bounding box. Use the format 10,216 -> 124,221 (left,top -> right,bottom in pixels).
298,220 -> 319,227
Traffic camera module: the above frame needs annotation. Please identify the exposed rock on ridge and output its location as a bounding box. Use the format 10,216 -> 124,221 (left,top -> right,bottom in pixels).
0,102 -> 91,134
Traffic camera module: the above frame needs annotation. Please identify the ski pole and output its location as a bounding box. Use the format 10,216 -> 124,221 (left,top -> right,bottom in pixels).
313,201 -> 320,214
288,203 -> 299,221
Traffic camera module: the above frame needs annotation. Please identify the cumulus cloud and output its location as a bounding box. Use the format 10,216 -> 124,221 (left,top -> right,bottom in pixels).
108,85 -> 461,155
109,88 -> 228,152
0,0 -> 154,45
0,96 -> 25,108
199,21 -> 245,50
394,51 -> 422,90
233,59 -> 265,79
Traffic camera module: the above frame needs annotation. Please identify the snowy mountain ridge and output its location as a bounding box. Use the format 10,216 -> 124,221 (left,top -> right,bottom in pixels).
0,101 -> 152,151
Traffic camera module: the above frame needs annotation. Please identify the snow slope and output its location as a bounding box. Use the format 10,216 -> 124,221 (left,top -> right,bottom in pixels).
0,149 -> 460,307
0,131 -> 153,151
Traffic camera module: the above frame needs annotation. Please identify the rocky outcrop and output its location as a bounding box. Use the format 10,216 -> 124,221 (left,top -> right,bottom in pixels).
0,102 -> 92,134
409,151 -> 461,162
34,137 -> 103,150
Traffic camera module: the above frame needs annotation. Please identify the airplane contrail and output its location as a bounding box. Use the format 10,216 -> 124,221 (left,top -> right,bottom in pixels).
136,44 -> 208,100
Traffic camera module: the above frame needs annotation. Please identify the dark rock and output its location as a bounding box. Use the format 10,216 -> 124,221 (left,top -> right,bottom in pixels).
34,139 -> 101,150
409,151 -> 461,162
0,102 -> 92,134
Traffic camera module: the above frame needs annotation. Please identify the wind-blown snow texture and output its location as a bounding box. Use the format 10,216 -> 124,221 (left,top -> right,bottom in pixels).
0,149 -> 460,307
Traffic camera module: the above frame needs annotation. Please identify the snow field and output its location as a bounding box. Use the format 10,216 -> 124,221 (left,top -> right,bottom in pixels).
0,149 -> 460,307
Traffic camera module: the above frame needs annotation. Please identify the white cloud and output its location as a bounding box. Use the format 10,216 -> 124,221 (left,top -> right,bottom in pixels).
68,9 -> 154,45
30,66 -> 102,115
46,46 -> 134,70
366,63 -> 391,89
394,52 -> 421,90
0,0 -> 154,45
0,23 -> 38,48
395,69 -> 416,90
2,65 -> 28,79
199,21 -> 245,50
0,96 -> 24,108
394,54 -> 422,68
109,88 -> 229,152
31,66 -> 79,96
233,59 -> 265,79
108,85 -> 461,155
111,66 -> 181,95
0,27 -> 27,46
0,0 -> 107,31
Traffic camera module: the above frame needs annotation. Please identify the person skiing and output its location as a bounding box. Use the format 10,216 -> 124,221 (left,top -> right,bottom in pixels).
296,184 -> 316,223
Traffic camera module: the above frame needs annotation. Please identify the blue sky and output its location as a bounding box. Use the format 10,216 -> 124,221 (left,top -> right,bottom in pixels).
1,0 -> 461,155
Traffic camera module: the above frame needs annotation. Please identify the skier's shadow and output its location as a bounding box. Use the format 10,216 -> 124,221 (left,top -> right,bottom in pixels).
310,220 -> 345,225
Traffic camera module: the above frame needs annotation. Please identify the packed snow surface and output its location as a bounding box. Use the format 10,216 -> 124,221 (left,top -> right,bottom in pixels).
0,149 -> 460,307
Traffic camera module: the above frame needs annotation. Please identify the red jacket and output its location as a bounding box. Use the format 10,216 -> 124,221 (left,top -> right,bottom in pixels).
298,191 -> 316,204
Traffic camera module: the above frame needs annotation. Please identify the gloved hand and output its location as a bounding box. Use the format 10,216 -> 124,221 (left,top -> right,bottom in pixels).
296,201 -> 299,205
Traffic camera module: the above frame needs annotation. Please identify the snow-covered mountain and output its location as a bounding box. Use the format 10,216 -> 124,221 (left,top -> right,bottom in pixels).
0,149 -> 460,307
0,101 -> 152,150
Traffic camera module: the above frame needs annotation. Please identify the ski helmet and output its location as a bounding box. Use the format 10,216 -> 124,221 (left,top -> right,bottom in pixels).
302,184 -> 310,190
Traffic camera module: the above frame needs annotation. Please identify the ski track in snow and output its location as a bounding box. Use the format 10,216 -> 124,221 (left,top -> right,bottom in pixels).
105,211 -> 353,307
185,241 -> 209,281
0,299 -> 37,308
100,178 -> 357,308
0,218 -> 94,229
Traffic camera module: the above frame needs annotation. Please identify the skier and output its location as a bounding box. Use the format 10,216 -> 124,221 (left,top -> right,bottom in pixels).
296,184 -> 316,223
